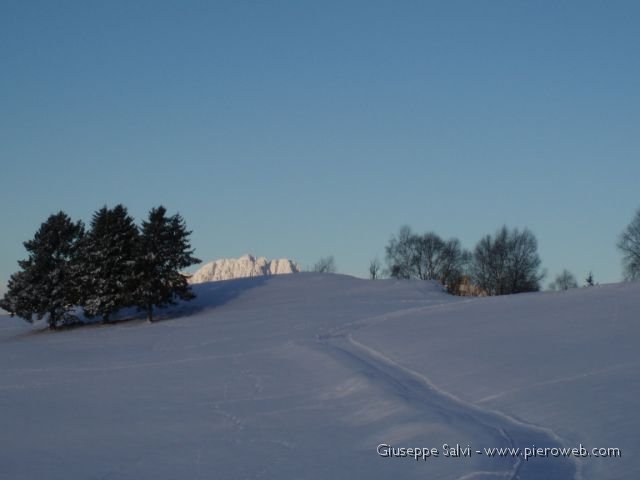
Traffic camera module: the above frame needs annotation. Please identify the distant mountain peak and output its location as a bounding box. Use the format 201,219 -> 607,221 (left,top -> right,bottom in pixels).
189,254 -> 300,283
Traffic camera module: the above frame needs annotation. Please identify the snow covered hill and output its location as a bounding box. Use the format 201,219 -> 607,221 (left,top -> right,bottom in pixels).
1,274 -> 638,480
188,253 -> 299,283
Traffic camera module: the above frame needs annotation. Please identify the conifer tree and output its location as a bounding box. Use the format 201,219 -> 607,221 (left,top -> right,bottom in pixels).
585,271 -> 595,287
78,205 -> 139,322
0,212 -> 84,329
134,206 -> 201,322
0,270 -> 34,318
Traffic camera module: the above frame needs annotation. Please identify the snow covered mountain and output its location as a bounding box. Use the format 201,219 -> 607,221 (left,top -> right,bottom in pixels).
188,253 -> 299,283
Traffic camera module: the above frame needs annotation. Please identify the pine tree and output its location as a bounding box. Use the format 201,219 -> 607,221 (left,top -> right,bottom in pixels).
134,206 -> 201,322
78,205 -> 139,322
585,271 -> 595,287
0,212 -> 84,329
1,269 -> 37,319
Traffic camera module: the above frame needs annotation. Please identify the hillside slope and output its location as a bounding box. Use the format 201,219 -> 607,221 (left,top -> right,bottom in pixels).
0,274 -> 638,479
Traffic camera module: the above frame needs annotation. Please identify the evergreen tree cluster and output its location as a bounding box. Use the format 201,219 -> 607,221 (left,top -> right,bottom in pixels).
1,205 -> 201,329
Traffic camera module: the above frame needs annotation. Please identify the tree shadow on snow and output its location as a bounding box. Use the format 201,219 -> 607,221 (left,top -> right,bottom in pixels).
3,275 -> 270,336
151,275 -> 270,322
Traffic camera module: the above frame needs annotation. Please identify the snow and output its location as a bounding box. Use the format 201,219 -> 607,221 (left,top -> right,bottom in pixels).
188,253 -> 299,283
0,274 -> 638,479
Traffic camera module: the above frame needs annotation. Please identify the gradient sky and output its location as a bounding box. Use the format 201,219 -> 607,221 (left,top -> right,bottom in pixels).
1,0 -> 639,294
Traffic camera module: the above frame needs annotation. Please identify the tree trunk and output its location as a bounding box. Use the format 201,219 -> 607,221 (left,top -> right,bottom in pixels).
147,303 -> 153,323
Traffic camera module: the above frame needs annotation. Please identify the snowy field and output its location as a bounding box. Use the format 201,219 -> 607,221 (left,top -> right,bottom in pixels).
0,274 -> 638,479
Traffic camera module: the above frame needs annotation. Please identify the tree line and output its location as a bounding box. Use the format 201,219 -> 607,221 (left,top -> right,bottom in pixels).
0,205 -> 201,329
4,206 -> 640,324
383,225 -> 544,296
382,205 -> 640,295
303,206 -> 640,292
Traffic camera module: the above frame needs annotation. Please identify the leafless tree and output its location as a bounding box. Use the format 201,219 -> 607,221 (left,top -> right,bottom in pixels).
385,226 -> 469,293
618,208 -> 640,281
549,269 -> 578,291
369,258 -> 381,280
384,226 -> 416,279
471,226 -> 544,295
313,256 -> 336,274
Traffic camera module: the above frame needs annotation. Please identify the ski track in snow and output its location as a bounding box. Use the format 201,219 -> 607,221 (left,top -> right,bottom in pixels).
317,313 -> 581,480
318,299 -> 477,340
476,361 -> 640,404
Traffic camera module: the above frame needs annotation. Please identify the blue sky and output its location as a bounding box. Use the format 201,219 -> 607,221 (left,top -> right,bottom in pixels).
1,0 -> 639,292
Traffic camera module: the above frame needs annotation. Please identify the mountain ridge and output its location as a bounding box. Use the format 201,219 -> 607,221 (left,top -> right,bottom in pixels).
188,253 -> 299,283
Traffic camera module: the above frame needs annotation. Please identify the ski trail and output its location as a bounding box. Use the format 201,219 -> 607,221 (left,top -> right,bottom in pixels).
318,333 -> 581,480
318,298 -> 475,341
476,360 -> 640,404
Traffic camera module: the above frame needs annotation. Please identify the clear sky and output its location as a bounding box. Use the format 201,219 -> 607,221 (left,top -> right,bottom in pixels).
1,0 -> 639,293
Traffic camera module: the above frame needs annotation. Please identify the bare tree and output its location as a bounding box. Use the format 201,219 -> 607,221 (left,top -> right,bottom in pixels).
369,258 -> 381,280
384,226 -> 416,279
414,233 -> 445,280
439,239 -> 472,295
313,256 -> 336,274
471,229 -> 510,295
549,269 -> 578,291
385,226 -> 469,293
618,208 -> 640,281
471,226 -> 544,295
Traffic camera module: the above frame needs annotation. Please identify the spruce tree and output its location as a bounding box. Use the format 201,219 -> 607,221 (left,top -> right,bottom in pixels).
0,270 -> 34,318
585,271 -> 595,287
78,205 -> 139,322
0,212 -> 84,329
134,206 -> 201,322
